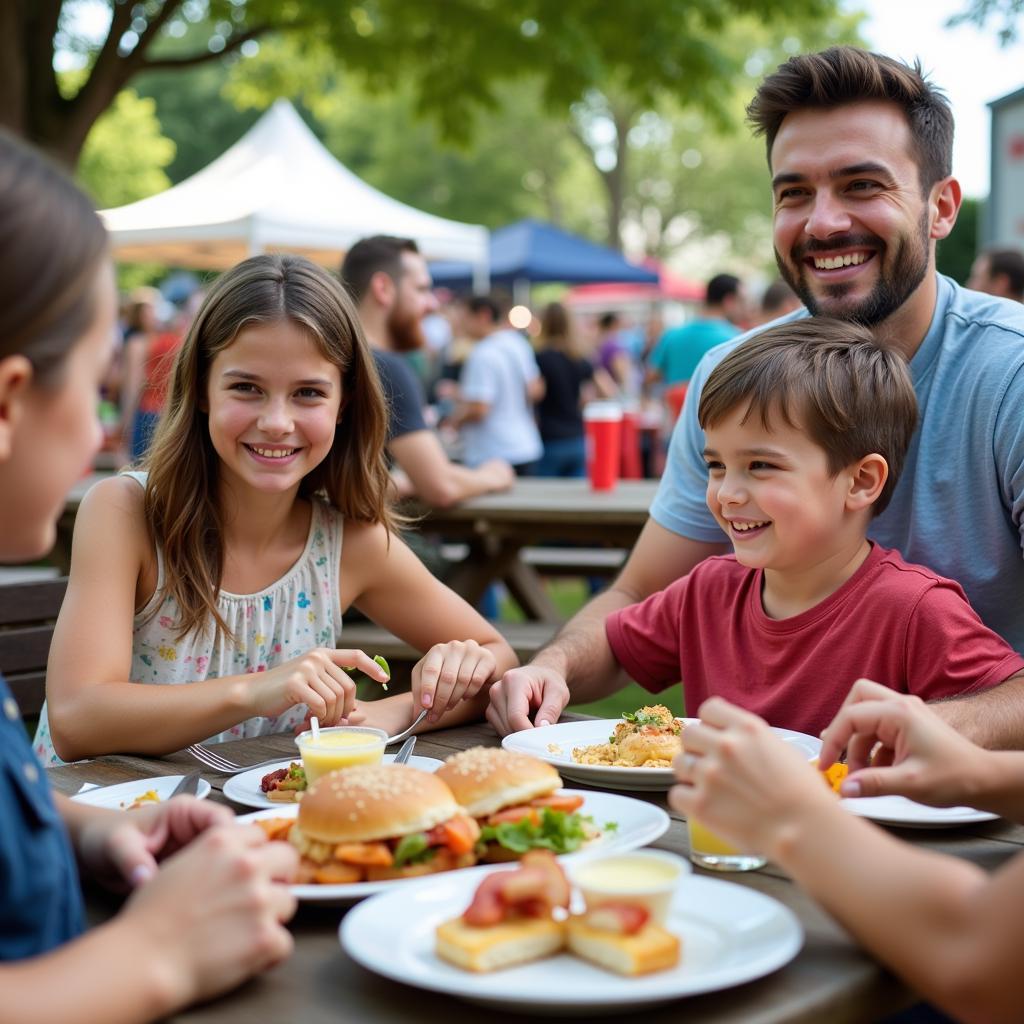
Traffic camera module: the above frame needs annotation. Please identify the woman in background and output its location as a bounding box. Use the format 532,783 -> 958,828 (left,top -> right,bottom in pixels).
534,302 -> 615,477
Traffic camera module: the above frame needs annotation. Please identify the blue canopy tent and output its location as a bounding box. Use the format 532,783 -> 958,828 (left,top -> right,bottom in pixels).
429,219 -> 657,303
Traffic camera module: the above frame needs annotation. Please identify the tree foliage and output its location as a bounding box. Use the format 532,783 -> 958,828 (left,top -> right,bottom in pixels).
13,0 -> 839,169
76,88 -> 175,208
948,0 -> 1024,43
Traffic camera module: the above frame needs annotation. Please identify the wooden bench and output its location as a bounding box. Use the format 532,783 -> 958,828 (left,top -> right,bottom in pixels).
0,577 -> 67,716
440,544 -> 626,578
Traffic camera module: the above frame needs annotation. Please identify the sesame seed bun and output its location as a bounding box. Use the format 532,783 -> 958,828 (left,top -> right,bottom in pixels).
436,747 -> 562,818
295,764 -> 460,845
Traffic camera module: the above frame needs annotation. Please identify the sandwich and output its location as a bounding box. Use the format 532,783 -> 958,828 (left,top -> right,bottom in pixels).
287,763 -> 480,884
566,903 -> 681,976
435,850 -> 570,972
436,747 -> 596,862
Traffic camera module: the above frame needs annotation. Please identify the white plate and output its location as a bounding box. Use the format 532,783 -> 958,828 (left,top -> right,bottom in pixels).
340,871 -> 803,1013
841,794 -> 998,828
222,754 -> 444,809
237,788 -> 669,903
71,774 -> 212,809
503,719 -> 821,791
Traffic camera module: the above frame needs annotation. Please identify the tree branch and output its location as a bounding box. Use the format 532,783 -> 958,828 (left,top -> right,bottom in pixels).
139,24 -> 275,71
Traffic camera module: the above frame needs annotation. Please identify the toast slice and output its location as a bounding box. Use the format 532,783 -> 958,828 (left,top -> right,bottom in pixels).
436,915 -> 565,972
566,916 -> 680,976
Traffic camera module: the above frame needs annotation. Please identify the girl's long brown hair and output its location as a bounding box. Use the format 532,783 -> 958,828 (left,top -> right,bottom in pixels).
143,254 -> 393,642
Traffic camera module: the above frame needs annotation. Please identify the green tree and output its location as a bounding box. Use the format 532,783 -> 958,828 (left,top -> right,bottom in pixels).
949,1 -> 1024,43
13,0 -> 840,181
297,77 -> 599,233
590,13 -> 863,263
132,63 -> 259,184
76,88 -> 175,207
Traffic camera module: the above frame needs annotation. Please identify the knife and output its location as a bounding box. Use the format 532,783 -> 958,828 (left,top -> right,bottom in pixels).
392,736 -> 416,765
168,770 -> 203,798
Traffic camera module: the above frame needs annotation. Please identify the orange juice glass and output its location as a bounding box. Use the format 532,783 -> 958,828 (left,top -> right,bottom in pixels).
686,815 -> 766,872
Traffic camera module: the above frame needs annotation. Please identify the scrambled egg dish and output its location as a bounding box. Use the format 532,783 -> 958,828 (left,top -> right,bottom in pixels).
572,705 -> 684,767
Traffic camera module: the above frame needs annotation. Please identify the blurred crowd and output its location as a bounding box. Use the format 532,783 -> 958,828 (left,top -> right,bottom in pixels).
101,240 -> 1022,501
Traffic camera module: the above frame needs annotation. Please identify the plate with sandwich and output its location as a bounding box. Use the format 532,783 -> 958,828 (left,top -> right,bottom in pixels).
221,752 -> 444,808
341,851 -> 803,1013
239,750 -> 669,902
504,708 -> 821,791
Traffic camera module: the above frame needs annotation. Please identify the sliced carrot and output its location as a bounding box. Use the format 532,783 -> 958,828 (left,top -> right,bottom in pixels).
334,841 -> 394,866
529,794 -> 584,813
255,818 -> 293,842
439,816 -> 478,855
487,806 -> 541,827
313,862 -> 363,885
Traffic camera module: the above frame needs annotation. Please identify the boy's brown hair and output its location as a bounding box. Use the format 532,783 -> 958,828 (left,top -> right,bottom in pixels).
697,319 -> 918,516
746,45 -> 953,194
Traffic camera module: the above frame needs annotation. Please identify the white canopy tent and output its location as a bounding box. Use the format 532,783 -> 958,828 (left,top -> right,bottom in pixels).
100,100 -> 489,282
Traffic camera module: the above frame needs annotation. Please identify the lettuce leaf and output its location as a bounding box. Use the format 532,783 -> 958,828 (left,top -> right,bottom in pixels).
392,832 -> 437,867
479,808 -> 590,855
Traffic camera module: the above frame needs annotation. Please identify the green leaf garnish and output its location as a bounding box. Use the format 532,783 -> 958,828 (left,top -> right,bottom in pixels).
479,808 -> 590,855
392,832 -> 435,866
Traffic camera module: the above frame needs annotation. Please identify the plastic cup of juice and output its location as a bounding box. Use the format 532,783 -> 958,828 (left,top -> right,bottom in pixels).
295,726 -> 387,785
686,815 -> 767,872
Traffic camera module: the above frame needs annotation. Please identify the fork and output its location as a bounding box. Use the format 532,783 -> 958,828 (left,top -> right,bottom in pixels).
184,709 -> 429,774
184,744 -> 288,775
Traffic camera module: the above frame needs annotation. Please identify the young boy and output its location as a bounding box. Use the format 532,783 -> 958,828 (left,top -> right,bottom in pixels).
492,319 -> 1024,737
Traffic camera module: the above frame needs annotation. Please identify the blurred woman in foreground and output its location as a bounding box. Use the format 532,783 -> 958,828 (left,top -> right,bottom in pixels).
0,129 -> 297,1023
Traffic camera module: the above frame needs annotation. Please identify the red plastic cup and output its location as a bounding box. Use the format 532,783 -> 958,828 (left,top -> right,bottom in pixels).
584,402 -> 623,492
620,402 -> 642,480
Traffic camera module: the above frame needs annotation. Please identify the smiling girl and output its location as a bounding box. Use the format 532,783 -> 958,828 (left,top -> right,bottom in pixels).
35,255 -> 515,764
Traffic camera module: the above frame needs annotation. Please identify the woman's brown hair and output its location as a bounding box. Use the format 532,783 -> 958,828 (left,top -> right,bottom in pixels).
0,129 -> 109,388
143,254 -> 393,642
698,318 -> 918,516
538,302 -> 583,359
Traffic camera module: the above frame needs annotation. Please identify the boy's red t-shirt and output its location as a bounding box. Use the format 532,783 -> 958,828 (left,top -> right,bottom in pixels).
605,543 -> 1024,737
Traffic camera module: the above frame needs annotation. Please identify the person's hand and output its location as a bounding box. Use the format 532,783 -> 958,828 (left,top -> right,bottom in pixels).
818,678 -> 989,806
669,697 -> 835,859
119,824 -> 297,1011
247,648 -> 389,725
76,796 -> 234,891
413,640 -> 497,723
485,665 -> 570,736
478,459 -> 515,491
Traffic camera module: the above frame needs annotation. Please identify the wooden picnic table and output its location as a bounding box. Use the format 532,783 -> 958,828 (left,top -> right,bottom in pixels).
47,717 -> 1024,1023
407,478 -> 658,622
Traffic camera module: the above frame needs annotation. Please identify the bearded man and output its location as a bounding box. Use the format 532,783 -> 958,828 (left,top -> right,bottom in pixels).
341,236 -> 513,507
488,46 -> 1024,749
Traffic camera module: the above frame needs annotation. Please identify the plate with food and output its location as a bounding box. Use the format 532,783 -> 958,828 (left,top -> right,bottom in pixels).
841,795 -> 999,828
504,707 -> 821,790
340,850 -> 803,1013
815,761 -> 999,828
221,752 -> 444,809
238,751 -> 669,903
71,775 -> 212,810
